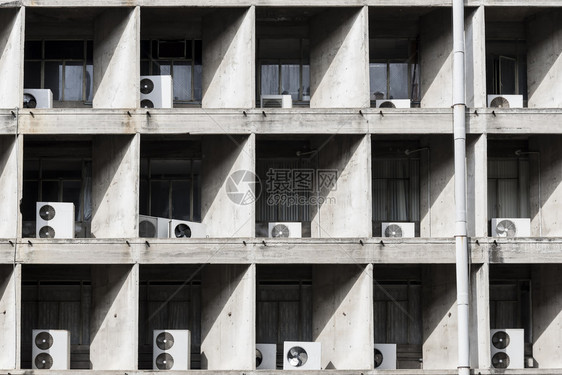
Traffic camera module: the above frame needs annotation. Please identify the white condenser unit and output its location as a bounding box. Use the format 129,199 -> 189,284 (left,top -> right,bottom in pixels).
268,222 -> 302,238
490,329 -> 524,369
283,341 -> 321,370
261,95 -> 292,108
374,343 -> 397,370
169,220 -> 207,238
32,329 -> 70,370
382,222 -> 415,238
375,99 -> 411,108
256,343 -> 276,370
487,95 -> 523,108
139,215 -> 170,238
36,202 -> 75,239
140,75 -> 173,108
23,89 -> 53,108
491,218 -> 531,237
153,330 -> 191,370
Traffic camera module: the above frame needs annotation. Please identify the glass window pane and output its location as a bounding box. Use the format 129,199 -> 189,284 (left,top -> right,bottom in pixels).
22,181 -> 39,221
42,181 -> 59,202
42,160 -> 82,179
302,65 -> 310,98
44,41 -> 84,59
85,64 -> 93,102
151,159 -> 191,178
281,64 -> 300,101
194,40 -> 202,65
141,60 -> 150,75
25,41 -> 43,59
24,62 -> 42,88
153,61 -> 171,75
261,64 -> 279,95
389,62 -> 409,99
140,179 -> 149,216
44,61 -> 62,100
172,62 -> 191,101
370,63 -> 387,100
65,62 -> 84,101
171,181 -> 190,220
62,181 -> 82,220
140,40 -> 151,59
500,57 -> 517,95
193,64 -> 202,101
151,180 -> 170,219
86,40 -> 93,61
158,40 -> 186,58
24,160 -> 40,179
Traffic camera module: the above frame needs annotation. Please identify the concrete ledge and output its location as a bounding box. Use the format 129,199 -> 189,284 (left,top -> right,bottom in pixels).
0,241 -> 15,263
0,110 -> 16,134
486,237 -> 562,263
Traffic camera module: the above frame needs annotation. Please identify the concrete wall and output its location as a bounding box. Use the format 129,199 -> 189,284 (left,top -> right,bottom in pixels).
467,134 -> 487,237
422,265 -> 457,369
312,264 -> 373,370
312,135 -> 371,238
470,263 -> 490,368
93,7 -> 139,108
201,134 -> 255,237
91,134 -> 139,238
90,264 -> 138,370
0,8 -> 24,109
527,9 -> 562,108
0,136 -> 18,238
532,265 -> 562,368
202,7 -> 255,109
201,264 -> 254,370
420,9 -> 452,108
310,7 -> 369,108
0,265 -> 20,370
420,136 -> 455,237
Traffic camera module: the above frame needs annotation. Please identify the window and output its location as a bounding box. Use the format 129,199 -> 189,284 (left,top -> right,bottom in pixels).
141,40 -> 202,103
22,158 -> 92,238
488,158 -> 529,219
369,39 -> 419,104
140,158 -> 201,221
24,40 -> 93,102
258,39 -> 310,102
486,40 -> 527,98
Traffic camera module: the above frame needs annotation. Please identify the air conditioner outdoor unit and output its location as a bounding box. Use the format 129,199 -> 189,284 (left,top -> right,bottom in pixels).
36,202 -> 75,239
153,330 -> 191,370
374,343 -> 397,370
382,222 -> 415,238
32,329 -> 70,370
487,95 -> 523,108
139,215 -> 170,238
140,75 -> 173,108
169,220 -> 207,238
268,222 -> 302,238
283,341 -> 321,370
256,343 -> 276,370
23,89 -> 53,109
261,95 -> 292,108
375,99 -> 411,108
491,218 -> 530,237
490,329 -> 524,369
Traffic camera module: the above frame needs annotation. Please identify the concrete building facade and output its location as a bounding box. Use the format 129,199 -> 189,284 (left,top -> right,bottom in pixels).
1,0 -> 562,373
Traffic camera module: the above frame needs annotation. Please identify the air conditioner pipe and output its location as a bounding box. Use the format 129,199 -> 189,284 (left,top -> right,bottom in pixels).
452,1 -> 470,375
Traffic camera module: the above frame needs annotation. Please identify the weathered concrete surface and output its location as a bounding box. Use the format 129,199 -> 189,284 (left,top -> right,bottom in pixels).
527,9 -> 562,108
466,134 -> 487,237
93,7 -> 139,108
0,8 -> 23,109
312,135 -> 371,238
201,264 -> 255,370
202,7 -> 255,109
201,134 -> 255,237
91,134 -> 139,238
310,7 -> 369,108
90,264 -> 138,370
470,263 -> 490,368
0,136 -> 18,237
312,264 -> 373,370
0,265 -> 20,369
465,6 -> 487,108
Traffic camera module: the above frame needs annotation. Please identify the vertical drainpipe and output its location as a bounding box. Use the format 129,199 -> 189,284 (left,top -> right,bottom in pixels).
452,1 -> 470,375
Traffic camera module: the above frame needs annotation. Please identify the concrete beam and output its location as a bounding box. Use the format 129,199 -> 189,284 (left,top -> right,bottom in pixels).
201,134 -> 255,237
312,264 -> 373,370
0,264 -> 20,369
0,136 -> 18,237
201,264 -> 255,370
90,264 -> 139,370
0,8 -> 24,109
527,9 -> 562,108
310,7 -> 370,108
202,7 -> 255,108
91,134 -> 139,238
312,135 -> 372,237
93,7 -> 139,108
